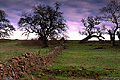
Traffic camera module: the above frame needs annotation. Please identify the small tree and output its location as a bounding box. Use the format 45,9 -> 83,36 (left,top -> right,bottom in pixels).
0,10 -> 15,38
100,0 -> 120,46
79,16 -> 106,42
18,3 -> 67,47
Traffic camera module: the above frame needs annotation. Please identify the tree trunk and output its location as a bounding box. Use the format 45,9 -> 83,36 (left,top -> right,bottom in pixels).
80,35 -> 92,42
38,37 -> 49,47
79,35 -> 105,43
111,36 -> 115,47
109,30 -> 115,47
43,39 -> 49,47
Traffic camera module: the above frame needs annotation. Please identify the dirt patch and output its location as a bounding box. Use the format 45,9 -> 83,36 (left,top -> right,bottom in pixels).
94,47 -> 105,49
31,66 -> 114,80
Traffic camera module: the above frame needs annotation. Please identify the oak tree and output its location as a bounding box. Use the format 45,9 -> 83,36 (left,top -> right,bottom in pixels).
0,10 -> 15,38
18,3 -> 67,47
79,16 -> 105,42
100,0 -> 120,46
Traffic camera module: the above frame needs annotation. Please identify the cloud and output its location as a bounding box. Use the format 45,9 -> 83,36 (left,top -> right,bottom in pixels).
60,5 -> 92,23
9,31 -> 37,40
66,21 -> 84,32
64,0 -> 107,16
1,8 -> 22,29
59,0 -> 107,22
67,31 -> 86,40
0,0 -> 43,29
0,0 -> 114,40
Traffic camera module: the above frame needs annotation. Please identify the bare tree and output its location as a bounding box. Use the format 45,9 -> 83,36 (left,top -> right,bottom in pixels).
18,3 -> 67,47
100,0 -> 120,46
79,16 -> 106,42
0,10 -> 15,38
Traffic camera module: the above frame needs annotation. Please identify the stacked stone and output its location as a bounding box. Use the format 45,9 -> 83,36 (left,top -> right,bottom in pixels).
0,45 -> 64,79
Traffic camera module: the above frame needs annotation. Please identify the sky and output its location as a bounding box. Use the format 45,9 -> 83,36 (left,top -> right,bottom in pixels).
0,0 -> 118,40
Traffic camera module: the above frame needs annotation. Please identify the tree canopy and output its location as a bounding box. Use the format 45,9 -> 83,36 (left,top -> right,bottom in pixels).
100,0 -> 120,46
0,10 -> 15,38
18,3 -> 67,47
79,16 -> 106,42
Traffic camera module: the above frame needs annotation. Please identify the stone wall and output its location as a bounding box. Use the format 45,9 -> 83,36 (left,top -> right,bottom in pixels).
0,45 -> 65,79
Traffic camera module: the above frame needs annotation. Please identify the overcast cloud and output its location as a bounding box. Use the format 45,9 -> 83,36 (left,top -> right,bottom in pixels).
0,0 -> 112,40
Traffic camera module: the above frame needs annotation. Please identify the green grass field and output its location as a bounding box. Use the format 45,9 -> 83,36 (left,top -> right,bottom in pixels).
0,40 -> 53,62
0,40 -> 120,80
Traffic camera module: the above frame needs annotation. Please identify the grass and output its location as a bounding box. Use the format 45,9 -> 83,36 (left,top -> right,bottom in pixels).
36,40 -> 120,79
63,41 -> 120,68
1,40 -> 120,79
0,39 -> 54,62
61,41 -> 120,77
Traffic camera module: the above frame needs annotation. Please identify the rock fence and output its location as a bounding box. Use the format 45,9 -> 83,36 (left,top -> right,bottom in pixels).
0,45 -> 65,79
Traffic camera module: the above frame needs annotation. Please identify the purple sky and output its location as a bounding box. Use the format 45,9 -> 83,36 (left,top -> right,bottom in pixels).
0,0 -> 114,40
